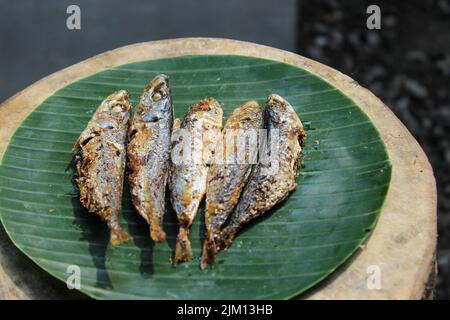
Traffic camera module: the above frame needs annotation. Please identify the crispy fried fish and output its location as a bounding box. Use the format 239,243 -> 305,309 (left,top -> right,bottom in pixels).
170,98 -> 223,264
73,90 -> 132,245
218,94 -> 307,250
200,100 -> 264,269
127,74 -> 173,242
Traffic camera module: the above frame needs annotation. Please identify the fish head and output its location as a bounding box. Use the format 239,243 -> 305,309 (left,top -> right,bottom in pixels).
226,100 -> 263,129
137,74 -> 173,122
266,94 -> 306,143
266,94 -> 303,128
190,97 -> 223,127
238,100 -> 261,113
98,90 -> 132,124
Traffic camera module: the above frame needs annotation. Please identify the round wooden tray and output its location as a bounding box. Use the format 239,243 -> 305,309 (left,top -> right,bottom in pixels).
0,38 -> 437,300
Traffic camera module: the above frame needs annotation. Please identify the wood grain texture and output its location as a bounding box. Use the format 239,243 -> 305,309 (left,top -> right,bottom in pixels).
0,38 -> 437,300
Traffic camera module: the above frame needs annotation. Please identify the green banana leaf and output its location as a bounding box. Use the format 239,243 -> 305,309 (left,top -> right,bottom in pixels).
0,55 -> 391,299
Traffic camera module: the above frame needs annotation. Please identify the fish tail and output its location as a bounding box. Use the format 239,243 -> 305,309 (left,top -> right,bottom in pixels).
105,213 -> 131,245
110,227 -> 131,246
150,223 -> 167,243
173,227 -> 193,264
200,230 -> 218,270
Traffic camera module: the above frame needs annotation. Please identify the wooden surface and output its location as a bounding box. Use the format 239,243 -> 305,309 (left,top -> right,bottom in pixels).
0,38 -> 437,300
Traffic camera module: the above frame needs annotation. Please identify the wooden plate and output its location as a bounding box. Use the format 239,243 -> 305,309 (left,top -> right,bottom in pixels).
0,38 -> 436,299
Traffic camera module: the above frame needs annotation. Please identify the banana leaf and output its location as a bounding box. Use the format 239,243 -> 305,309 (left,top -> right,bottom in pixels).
0,55 -> 391,299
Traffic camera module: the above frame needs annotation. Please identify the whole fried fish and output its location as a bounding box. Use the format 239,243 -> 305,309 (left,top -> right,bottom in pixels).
73,90 -> 132,245
170,98 -> 223,264
127,74 -> 173,242
218,94 -> 307,250
200,100 -> 264,269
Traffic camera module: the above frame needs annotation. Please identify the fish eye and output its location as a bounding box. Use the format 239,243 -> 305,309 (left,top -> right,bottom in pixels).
152,92 -> 162,101
153,87 -> 167,101
112,105 -> 124,113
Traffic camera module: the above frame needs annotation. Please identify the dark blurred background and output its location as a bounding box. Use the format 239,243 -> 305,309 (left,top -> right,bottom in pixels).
0,0 -> 448,299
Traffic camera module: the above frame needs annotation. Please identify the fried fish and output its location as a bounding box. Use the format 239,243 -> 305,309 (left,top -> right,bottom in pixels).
200,100 -> 264,269
170,98 -> 223,264
218,94 -> 307,250
73,90 -> 132,245
127,74 -> 174,242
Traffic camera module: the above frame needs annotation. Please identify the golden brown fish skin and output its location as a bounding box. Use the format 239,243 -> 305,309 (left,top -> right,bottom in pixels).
200,100 -> 264,269
73,90 -> 132,246
169,98 -> 223,264
127,74 -> 173,242
218,94 -> 307,250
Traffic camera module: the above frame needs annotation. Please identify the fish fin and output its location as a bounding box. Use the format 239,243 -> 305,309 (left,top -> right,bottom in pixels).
200,230 -> 217,270
110,228 -> 131,246
173,227 -> 193,264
